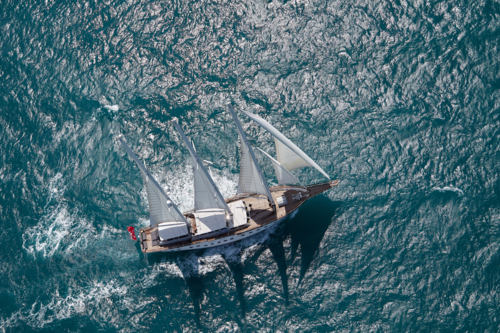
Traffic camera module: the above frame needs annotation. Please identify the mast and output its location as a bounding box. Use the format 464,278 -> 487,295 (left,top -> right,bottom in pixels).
172,120 -> 232,216
117,136 -> 190,231
227,104 -> 276,211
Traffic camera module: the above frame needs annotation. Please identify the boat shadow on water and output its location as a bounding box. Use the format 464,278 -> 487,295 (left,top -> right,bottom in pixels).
145,251 -> 206,329
145,194 -> 340,327
244,195 -> 341,306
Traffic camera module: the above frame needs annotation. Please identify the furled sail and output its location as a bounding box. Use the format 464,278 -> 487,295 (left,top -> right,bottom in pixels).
227,104 -> 275,207
256,147 -> 301,185
117,136 -> 189,228
240,110 -> 330,179
172,120 -> 231,213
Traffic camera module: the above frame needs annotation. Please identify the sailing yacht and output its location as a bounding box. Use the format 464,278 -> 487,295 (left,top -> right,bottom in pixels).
118,104 -> 339,253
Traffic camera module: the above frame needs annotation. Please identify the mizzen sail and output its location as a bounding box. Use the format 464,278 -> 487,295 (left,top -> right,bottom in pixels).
228,104 -> 275,207
240,110 -> 330,179
117,137 -> 189,228
172,120 -> 231,214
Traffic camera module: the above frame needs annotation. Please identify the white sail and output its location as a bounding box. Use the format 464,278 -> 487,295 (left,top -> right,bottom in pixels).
172,121 -> 231,213
117,137 -> 189,228
257,148 -> 301,185
238,135 -> 269,195
240,110 -> 330,179
228,105 -> 275,207
274,137 -> 311,171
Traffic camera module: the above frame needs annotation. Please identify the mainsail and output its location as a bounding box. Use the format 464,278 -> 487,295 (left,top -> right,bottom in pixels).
117,137 -> 189,228
240,110 -> 330,179
256,147 -> 301,185
172,120 -> 231,214
228,104 -> 275,207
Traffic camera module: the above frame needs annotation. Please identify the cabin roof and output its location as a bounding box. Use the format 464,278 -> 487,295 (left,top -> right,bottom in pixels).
158,221 -> 189,241
194,208 -> 227,235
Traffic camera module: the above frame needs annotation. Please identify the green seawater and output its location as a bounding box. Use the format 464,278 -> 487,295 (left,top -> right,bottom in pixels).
1,0 -> 500,331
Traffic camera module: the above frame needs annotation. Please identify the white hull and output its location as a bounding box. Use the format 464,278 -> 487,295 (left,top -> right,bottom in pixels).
157,215 -> 287,253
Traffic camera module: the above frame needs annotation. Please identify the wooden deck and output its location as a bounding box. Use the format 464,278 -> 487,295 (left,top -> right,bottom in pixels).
139,180 -> 340,253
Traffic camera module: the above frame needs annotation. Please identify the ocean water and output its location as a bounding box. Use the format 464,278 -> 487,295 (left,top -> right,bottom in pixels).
1,0 -> 500,331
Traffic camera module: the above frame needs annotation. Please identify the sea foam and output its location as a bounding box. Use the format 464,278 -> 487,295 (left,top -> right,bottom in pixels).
431,185 -> 464,196
103,104 -> 119,112
0,280 -> 129,329
22,174 -> 123,258
22,206 -> 95,258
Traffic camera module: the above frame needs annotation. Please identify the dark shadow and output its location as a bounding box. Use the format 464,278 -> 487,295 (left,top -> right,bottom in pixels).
284,195 -> 341,284
222,251 -> 247,317
248,207 -> 276,226
266,230 -> 289,306
176,253 -> 204,330
146,252 -> 205,330
142,253 -> 190,332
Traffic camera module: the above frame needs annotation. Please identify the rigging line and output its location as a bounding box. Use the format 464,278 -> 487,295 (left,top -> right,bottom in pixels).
225,113 -> 228,172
